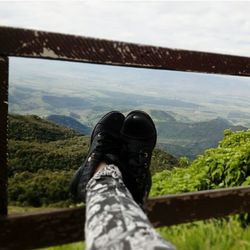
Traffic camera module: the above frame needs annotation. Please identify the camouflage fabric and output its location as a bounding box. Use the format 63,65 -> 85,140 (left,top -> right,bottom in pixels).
85,164 -> 175,250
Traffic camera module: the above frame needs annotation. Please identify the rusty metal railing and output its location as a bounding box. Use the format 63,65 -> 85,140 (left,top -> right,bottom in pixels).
0,26 -> 250,249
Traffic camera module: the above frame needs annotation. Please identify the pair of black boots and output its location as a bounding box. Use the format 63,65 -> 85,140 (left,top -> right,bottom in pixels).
70,110 -> 157,208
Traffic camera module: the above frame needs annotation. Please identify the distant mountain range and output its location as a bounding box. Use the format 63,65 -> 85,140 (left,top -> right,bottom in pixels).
10,57 -> 250,127
147,110 -> 246,159
47,115 -> 91,135
26,110 -> 247,159
8,69 -> 249,159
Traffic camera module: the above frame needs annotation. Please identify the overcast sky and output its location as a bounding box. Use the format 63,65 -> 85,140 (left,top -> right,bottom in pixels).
0,1 -> 250,56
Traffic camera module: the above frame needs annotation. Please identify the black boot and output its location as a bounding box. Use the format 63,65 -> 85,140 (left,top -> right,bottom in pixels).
120,110 -> 157,209
70,111 -> 125,201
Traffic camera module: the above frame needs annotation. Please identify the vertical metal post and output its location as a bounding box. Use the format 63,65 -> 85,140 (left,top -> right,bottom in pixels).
0,56 -> 8,216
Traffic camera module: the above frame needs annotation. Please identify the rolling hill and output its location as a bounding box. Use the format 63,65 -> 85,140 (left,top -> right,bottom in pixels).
12,110 -> 246,160
9,114 -> 79,142
8,114 -> 178,206
147,110 -> 247,159
47,114 -> 91,135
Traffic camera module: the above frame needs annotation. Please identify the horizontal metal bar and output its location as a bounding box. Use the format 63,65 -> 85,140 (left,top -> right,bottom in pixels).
0,56 -> 8,216
147,185 -> 250,227
1,186 -> 250,249
0,26 -> 250,76
0,208 -> 85,250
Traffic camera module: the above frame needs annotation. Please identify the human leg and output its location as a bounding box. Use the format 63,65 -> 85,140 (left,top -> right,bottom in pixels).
70,111 -> 175,250
85,163 -> 175,250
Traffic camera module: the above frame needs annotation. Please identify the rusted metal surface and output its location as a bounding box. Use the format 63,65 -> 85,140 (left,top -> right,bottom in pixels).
147,185 -> 250,227
0,56 -> 8,216
0,207 -> 85,250
0,26 -> 250,76
1,186 -> 250,249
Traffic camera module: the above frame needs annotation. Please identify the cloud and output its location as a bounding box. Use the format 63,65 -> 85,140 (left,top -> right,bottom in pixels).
0,1 -> 249,56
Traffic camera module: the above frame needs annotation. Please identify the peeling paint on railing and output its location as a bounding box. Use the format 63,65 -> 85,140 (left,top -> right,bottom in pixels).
0,26 -> 250,76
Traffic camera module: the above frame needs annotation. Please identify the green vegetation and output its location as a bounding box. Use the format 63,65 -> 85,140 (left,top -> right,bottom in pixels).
158,218 -> 250,250
151,128 -> 250,227
9,114 -> 79,142
7,113 -> 250,249
8,114 -> 88,206
9,206 -> 60,215
151,148 -> 178,174
41,219 -> 250,250
8,137 -> 88,174
41,242 -> 85,250
9,114 -> 250,206
8,114 -> 177,207
151,129 -> 250,196
9,170 -> 75,207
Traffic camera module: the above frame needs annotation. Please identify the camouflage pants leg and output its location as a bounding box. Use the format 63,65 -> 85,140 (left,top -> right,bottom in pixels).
85,164 -> 175,250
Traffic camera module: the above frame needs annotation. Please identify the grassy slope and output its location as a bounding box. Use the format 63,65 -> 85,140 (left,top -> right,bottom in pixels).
8,114 -> 178,207
42,219 -> 250,250
158,219 -> 250,250
9,114 -> 80,142
9,114 -> 177,174
8,137 -> 89,174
